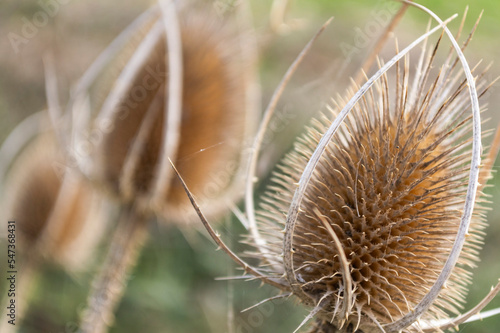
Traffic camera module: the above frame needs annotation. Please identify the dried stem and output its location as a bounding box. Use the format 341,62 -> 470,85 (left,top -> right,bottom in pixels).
223,0 -> 262,225
245,17 -> 333,269
42,54 -> 65,145
384,3 -> 482,331
68,8 -> 159,167
315,208 -> 352,321
66,6 -> 159,116
79,206 -> 149,333
226,216 -> 235,333
420,280 -> 500,332
74,20 -> 165,178
169,159 -> 286,290
151,0 -> 183,208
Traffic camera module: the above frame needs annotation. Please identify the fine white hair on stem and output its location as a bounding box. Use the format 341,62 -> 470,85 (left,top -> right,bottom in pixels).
244,17 -> 333,269
151,0 -> 183,208
169,159 -> 287,290
383,2 -> 482,331
282,14 -> 457,308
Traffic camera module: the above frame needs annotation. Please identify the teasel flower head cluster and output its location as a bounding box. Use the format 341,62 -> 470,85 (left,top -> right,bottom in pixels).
174,3 -> 500,332
68,2 -> 259,332
0,112 -> 107,272
0,106 -> 108,333
70,1 -> 255,225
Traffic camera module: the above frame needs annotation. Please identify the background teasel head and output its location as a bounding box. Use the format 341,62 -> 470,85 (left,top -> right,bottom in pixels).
70,1 -> 255,225
176,4 -> 500,333
0,111 -> 107,333
0,112 -> 106,271
72,2 -> 260,333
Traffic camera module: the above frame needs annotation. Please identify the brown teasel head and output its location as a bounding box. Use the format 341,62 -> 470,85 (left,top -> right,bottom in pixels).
250,31 -> 493,332
75,4 -> 251,224
2,129 -> 106,271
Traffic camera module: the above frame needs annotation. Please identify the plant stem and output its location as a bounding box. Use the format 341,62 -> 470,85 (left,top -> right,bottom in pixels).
79,205 -> 149,333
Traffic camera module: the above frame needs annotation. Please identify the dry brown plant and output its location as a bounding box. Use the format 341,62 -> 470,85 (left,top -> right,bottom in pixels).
0,112 -> 107,333
66,1 -> 258,332
173,2 -> 500,332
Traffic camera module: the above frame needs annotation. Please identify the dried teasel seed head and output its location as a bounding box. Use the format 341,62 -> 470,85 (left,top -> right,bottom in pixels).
76,4 -> 253,224
252,32 -> 492,331
2,127 -> 106,271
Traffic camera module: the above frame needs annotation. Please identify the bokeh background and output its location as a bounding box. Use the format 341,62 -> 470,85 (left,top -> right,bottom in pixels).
1,0 -> 499,332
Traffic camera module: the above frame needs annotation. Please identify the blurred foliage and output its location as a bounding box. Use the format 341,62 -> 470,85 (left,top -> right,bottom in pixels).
1,0 -> 500,332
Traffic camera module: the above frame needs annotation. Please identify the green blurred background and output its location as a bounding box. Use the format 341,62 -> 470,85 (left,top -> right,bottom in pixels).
1,0 -> 499,332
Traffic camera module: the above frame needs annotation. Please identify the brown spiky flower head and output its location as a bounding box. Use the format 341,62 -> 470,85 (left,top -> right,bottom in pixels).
250,18 -> 494,333
74,3 -> 259,332
1,114 -> 106,271
0,112 -> 107,333
72,3 -> 253,224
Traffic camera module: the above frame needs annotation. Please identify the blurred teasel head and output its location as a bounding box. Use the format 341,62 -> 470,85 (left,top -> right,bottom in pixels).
73,3 -> 260,332
0,112 -> 106,271
175,3 -> 500,332
70,1 -> 256,225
